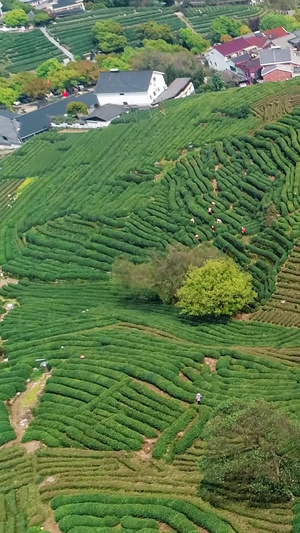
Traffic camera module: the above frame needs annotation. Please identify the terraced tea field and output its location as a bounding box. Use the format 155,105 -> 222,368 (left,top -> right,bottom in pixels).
48,7 -> 184,57
1,83 -> 300,533
0,30 -> 64,73
183,5 -> 265,36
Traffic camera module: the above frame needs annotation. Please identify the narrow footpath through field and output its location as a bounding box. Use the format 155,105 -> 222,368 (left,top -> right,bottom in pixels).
40,27 -> 75,61
3,372 -> 50,452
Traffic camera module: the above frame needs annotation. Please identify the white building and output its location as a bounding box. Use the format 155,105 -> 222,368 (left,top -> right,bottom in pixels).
95,70 -> 167,108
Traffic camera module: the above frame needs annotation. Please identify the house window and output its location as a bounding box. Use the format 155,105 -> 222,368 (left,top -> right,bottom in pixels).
230,66 -> 236,72
123,101 -> 128,105
153,91 -> 156,96
119,92 -> 124,95
2,136 -> 7,141
153,76 -> 156,81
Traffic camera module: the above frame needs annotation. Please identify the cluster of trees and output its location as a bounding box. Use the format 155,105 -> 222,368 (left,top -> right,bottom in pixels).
0,59 -> 100,107
210,15 -> 250,43
113,245 -> 256,317
93,20 -> 127,54
93,20 -> 209,56
2,7 -> 51,27
201,400 -> 300,504
92,20 -> 209,90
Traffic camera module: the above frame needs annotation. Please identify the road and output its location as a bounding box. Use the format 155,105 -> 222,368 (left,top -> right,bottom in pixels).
40,26 -> 75,62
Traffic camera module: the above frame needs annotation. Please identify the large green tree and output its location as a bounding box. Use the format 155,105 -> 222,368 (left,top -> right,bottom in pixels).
93,20 -> 127,53
259,13 -> 297,31
211,16 -> 242,42
36,58 -> 63,79
137,21 -> 173,43
179,28 -> 210,54
0,86 -> 17,108
200,400 -> 300,503
112,244 -> 219,304
3,8 -> 28,27
176,258 -> 256,316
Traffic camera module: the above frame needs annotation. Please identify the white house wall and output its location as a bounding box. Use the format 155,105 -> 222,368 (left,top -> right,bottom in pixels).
96,71 -> 167,107
206,49 -> 237,71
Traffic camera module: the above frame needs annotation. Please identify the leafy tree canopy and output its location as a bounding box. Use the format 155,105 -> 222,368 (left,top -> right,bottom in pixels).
176,258 -> 256,316
98,33 -> 127,54
210,72 -> 225,92
179,28 -> 210,54
220,34 -> 232,43
3,8 -> 28,27
130,49 -> 205,88
112,244 -> 219,304
33,11 -> 51,25
36,58 -> 63,79
200,400 -> 300,504
66,101 -> 88,116
239,24 -> 251,35
0,86 -> 17,107
67,60 -> 100,84
211,16 -> 242,42
143,39 -> 185,53
137,21 -> 173,43
259,13 -> 298,32
23,77 -> 49,99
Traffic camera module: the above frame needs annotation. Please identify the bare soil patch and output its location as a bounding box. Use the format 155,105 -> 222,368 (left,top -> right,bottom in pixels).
179,371 -> 190,382
0,271 -> 18,289
58,129 -> 87,134
158,523 -> 175,532
43,509 -> 61,533
235,312 -> 251,322
204,357 -> 217,372
212,178 -> 218,195
136,437 -> 157,460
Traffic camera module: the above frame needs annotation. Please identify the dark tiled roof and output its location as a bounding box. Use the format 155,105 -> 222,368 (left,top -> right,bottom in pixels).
232,52 -> 250,65
0,109 -> 16,119
0,116 -> 21,145
16,92 -> 97,140
85,104 -> 126,122
95,70 -> 154,94
260,47 -> 291,65
54,0 -> 81,7
152,78 -> 191,104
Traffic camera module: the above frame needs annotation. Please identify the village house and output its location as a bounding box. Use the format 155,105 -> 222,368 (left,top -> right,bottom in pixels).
95,70 -> 167,108
152,78 -> 195,105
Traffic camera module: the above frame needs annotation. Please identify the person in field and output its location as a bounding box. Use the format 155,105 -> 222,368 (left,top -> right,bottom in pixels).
208,207 -> 213,215
196,392 -> 202,405
241,226 -> 246,234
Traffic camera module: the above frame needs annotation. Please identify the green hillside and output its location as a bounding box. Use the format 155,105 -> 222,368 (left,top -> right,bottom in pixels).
2,81 -> 300,533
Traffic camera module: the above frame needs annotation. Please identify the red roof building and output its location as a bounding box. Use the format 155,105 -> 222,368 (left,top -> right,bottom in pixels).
263,27 -> 289,40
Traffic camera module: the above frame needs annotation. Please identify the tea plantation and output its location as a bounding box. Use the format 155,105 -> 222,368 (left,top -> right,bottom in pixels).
2,82 -> 300,533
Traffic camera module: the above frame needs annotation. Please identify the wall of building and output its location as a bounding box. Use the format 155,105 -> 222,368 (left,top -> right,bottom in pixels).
97,72 -> 167,107
206,49 -> 233,71
175,82 -> 195,99
263,69 -> 292,82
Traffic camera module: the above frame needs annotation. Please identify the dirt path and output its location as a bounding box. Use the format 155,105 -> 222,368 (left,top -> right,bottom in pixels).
43,509 -> 61,533
3,373 -> 50,451
175,11 -> 196,32
212,178 -> 218,195
204,357 -> 217,372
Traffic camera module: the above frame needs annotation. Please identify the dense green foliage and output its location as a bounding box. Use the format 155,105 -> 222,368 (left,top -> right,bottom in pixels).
201,401 -> 300,504
176,259 -> 256,317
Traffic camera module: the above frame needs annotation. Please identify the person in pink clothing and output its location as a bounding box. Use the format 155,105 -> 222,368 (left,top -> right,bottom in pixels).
241,226 -> 246,235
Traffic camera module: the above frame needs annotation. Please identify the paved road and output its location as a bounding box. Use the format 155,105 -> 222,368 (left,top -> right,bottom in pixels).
40,26 -> 75,62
